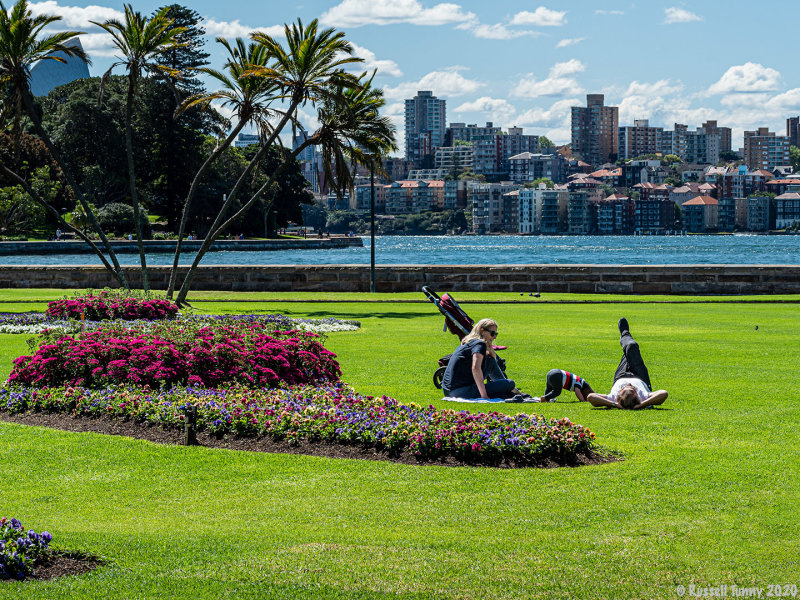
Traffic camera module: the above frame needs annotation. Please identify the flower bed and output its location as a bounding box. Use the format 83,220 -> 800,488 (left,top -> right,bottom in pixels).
0,384 -> 596,463
0,312 -> 360,335
46,290 -> 178,321
8,320 -> 341,389
0,517 -> 52,580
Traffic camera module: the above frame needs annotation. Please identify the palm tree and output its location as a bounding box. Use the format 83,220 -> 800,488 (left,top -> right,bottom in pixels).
174,73 -> 396,305
93,4 -> 186,292
171,19 -> 363,305
165,37 -> 278,299
0,0 -> 129,288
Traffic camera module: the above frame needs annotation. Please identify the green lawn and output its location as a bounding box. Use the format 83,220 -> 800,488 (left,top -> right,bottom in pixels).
1,294 -> 798,599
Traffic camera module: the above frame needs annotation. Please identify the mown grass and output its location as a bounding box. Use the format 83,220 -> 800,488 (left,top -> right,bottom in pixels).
1,293 -> 798,599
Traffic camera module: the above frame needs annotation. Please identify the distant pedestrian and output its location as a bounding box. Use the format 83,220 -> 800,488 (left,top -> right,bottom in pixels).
55,228 -> 62,241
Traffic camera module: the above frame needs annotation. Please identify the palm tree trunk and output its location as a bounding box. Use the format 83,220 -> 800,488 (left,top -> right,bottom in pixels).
174,135 -> 314,305
173,105 -> 300,305
124,75 -> 150,292
20,90 -> 129,289
166,118 -> 247,299
0,164 -> 118,275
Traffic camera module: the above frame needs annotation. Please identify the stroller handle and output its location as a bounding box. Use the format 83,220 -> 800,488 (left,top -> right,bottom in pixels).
421,286 -> 440,303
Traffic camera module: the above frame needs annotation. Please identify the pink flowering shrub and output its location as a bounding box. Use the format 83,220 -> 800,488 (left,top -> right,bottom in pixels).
8,322 -> 340,389
46,290 -> 178,321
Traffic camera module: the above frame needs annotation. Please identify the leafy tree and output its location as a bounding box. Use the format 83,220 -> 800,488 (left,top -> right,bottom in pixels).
528,177 -> 554,189
94,3 -> 186,291
663,154 -> 683,165
153,5 -> 209,94
0,0 -> 127,284
0,165 -> 58,233
790,146 -> 800,174
719,150 -> 740,163
538,135 -> 555,149
96,202 -> 151,237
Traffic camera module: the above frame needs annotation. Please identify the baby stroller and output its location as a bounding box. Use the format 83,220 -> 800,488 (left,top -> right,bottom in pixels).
422,286 -> 507,389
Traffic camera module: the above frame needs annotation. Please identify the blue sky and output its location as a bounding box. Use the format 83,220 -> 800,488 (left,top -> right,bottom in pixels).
30,1 -> 800,153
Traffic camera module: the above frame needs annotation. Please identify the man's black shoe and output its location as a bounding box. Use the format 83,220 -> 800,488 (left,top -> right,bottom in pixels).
618,317 -> 629,334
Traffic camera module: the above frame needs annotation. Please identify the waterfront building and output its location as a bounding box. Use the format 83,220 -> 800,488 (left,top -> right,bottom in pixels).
571,94 -> 619,166
618,119 -> 664,160
596,194 -> 635,235
408,168 -> 447,180
721,166 -> 770,198
384,180 -> 444,214
354,183 -> 387,212
518,185 -> 568,234
434,145 -> 474,174
382,157 -> 413,182
508,151 -> 567,184
670,185 -> 699,206
446,122 -> 501,145
660,123 -> 721,164
718,197 -> 737,231
746,195 -> 775,231
775,192 -> 800,229
405,91 -> 446,168
567,190 -> 597,234
735,197 -> 749,230
443,179 -> 468,209
787,117 -> 800,148
235,133 -> 260,148
503,190 -> 520,233
682,196 -> 719,232
742,127 -> 790,171
469,182 -> 521,233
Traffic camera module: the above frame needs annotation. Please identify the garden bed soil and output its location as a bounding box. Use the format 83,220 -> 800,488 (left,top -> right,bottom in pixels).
0,412 -> 615,469
1,552 -> 101,583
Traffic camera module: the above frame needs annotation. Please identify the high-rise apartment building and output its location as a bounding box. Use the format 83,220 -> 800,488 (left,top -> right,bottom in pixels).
618,119 -> 664,160
743,127 -> 791,171
787,117 -> 800,148
571,94 -> 619,167
404,91 -> 446,168
701,120 -> 732,154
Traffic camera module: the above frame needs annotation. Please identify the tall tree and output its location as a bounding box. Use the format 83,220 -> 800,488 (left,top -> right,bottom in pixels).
174,72 -> 396,305
153,4 -> 209,94
0,0 -> 128,286
165,37 -> 277,298
94,4 -> 186,292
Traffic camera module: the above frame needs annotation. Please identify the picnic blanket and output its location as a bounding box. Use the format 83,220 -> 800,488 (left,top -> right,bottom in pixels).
443,396 -> 542,403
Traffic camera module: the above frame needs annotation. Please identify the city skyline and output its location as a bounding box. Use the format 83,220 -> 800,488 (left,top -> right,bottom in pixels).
25,0 -> 800,153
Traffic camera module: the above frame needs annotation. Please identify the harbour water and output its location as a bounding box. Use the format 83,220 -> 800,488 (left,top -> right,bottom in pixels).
2,234 -> 798,266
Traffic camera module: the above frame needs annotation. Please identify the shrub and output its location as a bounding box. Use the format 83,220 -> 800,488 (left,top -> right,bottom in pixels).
46,290 -> 179,321
8,322 -> 341,389
96,202 -> 151,238
0,517 -> 52,580
0,384 -> 596,463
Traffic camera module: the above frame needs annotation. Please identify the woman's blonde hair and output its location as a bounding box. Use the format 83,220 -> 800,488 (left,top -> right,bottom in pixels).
461,318 -> 498,358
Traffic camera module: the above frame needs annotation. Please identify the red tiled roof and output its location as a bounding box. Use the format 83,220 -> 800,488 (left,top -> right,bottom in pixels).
683,195 -> 718,206
776,192 -> 800,200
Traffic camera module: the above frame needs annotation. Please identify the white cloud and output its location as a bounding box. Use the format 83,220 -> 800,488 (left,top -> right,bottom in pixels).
764,88 -> 800,112
510,7 -> 567,27
664,7 -> 703,24
349,44 -> 403,77
556,37 -> 585,48
616,80 -> 685,125
594,9 -> 624,16
28,1 -> 123,28
512,60 -> 585,98
515,98 -> 579,142
203,19 -> 283,39
383,68 -> 484,100
464,23 -> 537,40
454,97 -> 517,123
320,0 -> 476,27
708,63 -> 782,95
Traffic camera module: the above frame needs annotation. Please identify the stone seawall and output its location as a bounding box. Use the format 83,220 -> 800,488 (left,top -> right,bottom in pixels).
0,237 -> 362,255
0,265 -> 798,294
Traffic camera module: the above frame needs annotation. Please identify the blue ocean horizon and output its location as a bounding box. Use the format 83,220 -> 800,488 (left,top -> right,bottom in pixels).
3,234 -> 799,266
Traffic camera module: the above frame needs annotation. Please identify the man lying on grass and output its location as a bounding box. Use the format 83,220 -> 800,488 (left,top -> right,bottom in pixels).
585,318 -> 669,410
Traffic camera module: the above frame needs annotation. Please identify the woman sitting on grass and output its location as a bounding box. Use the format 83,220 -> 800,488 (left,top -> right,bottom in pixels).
585,318 -> 669,410
441,318 -> 521,400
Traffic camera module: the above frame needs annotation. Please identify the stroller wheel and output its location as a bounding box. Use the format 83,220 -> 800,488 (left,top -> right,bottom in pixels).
433,366 -> 446,389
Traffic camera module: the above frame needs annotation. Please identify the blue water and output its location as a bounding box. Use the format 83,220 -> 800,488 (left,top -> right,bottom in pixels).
2,235 -> 799,265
